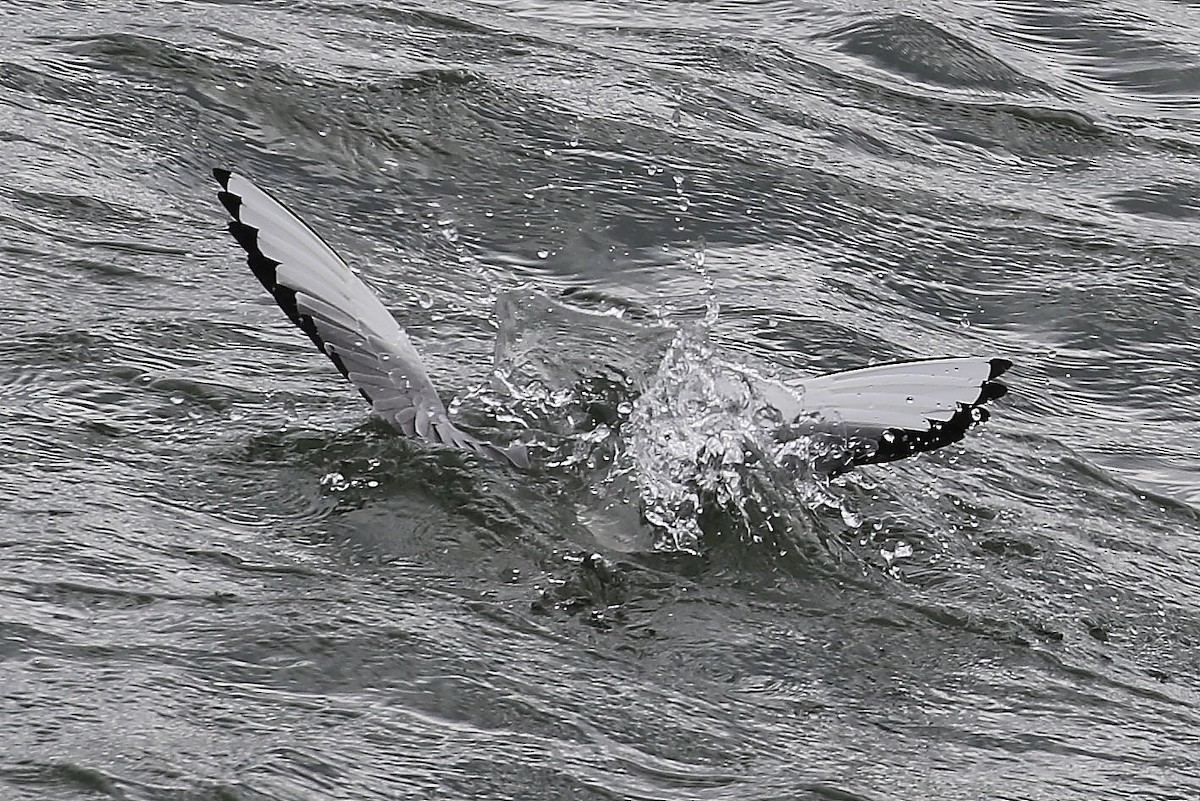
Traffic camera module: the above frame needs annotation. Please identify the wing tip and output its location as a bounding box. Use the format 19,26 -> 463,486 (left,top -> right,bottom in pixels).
988,357 -> 1013,380
217,191 -> 242,220
836,355 -> 1015,471
209,167 -> 532,473
980,356 -> 1013,403
979,381 -> 1008,403
213,169 -> 243,219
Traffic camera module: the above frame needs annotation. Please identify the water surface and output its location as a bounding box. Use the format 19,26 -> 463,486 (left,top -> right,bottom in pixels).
3,1 -> 1199,799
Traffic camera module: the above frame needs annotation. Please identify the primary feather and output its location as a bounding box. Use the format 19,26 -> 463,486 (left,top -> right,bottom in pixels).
212,169 -> 528,468
767,356 -> 1011,472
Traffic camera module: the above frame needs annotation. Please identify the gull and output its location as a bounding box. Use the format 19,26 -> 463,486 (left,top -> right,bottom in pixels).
211,169 -> 1010,474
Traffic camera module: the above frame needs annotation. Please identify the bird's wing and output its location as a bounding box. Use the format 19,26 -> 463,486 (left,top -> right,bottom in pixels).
782,356 -> 1011,470
212,169 -> 528,468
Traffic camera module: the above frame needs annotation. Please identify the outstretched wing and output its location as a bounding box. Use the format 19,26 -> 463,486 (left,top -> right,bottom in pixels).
783,356 -> 1011,471
211,169 -> 528,468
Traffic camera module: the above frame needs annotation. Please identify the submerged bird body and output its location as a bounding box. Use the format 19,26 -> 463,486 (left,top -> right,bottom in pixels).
211,169 -> 1010,475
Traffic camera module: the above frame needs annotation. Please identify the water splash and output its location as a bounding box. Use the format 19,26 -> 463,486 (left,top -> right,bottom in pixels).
463,289 -> 867,557
453,287 -> 675,471
613,326 -> 862,554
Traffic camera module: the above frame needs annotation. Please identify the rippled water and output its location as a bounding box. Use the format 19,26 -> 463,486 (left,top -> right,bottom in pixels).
4,1 -> 1200,799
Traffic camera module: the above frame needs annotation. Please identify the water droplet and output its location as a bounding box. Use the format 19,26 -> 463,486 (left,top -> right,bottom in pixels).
320,472 -> 349,492
438,221 -> 459,243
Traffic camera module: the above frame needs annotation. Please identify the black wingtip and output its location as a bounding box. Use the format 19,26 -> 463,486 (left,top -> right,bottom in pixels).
857,403 -> 981,468
217,190 -> 242,220
979,380 -> 1008,403
849,358 -> 1014,470
978,357 -> 1012,403
988,358 -> 1013,379
212,168 -> 232,189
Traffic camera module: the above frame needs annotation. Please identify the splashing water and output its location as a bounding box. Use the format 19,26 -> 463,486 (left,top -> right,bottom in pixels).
612,325 -> 864,554
458,287 -> 866,555
621,325 -> 761,552
453,287 -> 674,463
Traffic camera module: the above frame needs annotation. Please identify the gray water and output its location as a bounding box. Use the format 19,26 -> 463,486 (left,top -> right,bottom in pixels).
3,1 -> 1200,799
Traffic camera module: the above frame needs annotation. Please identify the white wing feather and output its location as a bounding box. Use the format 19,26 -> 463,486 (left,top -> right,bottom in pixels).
769,357 -> 1011,470
213,169 -> 528,468
794,357 -> 1008,427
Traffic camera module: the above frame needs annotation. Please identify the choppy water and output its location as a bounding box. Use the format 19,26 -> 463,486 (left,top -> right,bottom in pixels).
4,1 -> 1200,799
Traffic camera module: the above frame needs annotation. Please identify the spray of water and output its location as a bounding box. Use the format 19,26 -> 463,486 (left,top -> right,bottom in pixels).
613,324 -> 864,554
458,287 -> 866,557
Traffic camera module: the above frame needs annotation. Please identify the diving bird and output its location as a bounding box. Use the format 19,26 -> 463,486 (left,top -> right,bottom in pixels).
211,169 -> 1010,474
